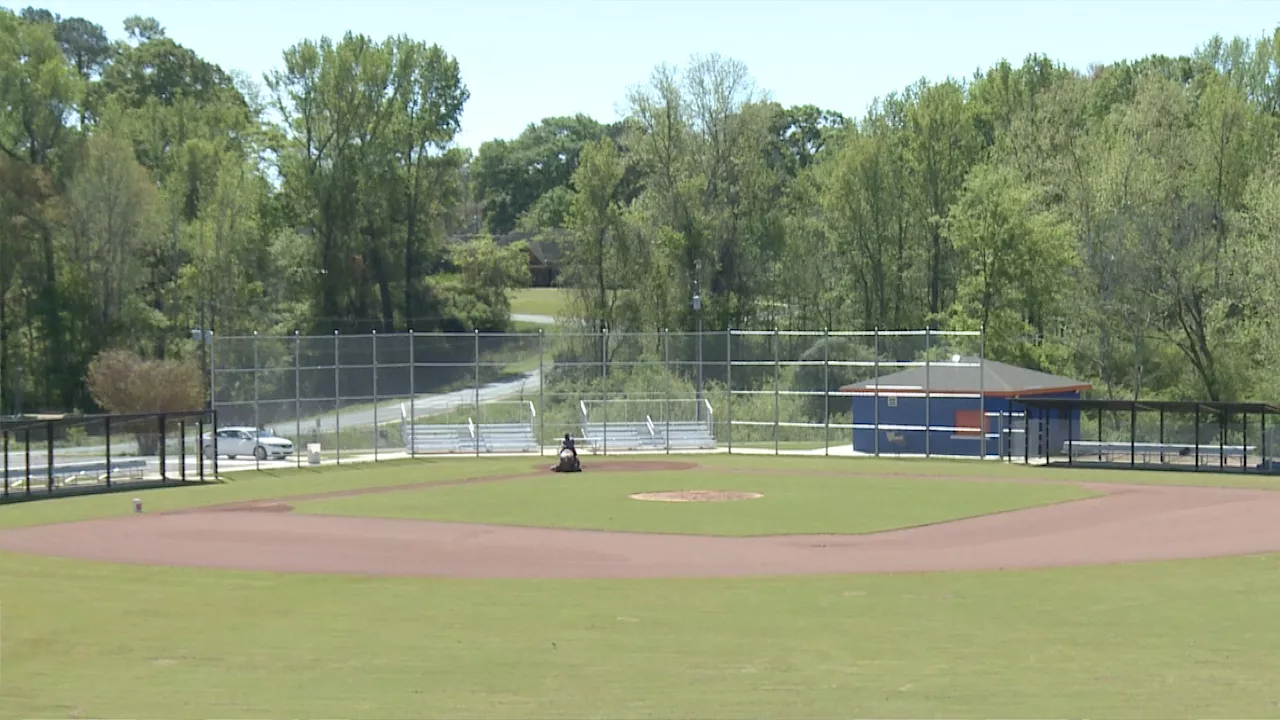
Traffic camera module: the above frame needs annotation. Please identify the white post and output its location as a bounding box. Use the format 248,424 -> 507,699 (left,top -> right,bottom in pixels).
537,329 -> 544,456
294,331 -> 301,469
925,326 -> 932,458
601,328 -> 608,455
873,327 -> 880,457
253,331 -> 260,470
664,328 -> 670,455
774,328 -> 780,456
473,329 -> 480,457
823,328 -> 830,456
372,330 -> 378,462
726,328 -> 733,453
979,330 -> 987,459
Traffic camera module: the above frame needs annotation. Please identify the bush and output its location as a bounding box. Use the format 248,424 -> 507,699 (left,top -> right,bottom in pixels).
85,349 -> 204,455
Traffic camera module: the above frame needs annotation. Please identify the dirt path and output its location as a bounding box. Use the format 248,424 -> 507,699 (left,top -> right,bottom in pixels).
3,461 -> 1280,579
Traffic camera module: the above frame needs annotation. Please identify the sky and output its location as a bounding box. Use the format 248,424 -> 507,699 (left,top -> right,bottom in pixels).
31,0 -> 1280,152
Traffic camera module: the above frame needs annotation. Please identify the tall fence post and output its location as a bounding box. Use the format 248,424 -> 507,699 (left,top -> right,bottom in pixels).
212,408 -> 219,478
773,327 -> 780,456
196,413 -> 204,480
474,328 -> 480,457
823,327 -> 830,456
45,419 -> 53,493
602,327 -> 608,456
208,330 -> 216,417
3,422 -> 9,497
252,331 -> 260,470
663,328 -> 671,455
158,413 -> 168,482
925,327 -> 932,458
104,416 -> 111,487
726,328 -> 733,454
294,330 -> 301,469
537,329 -> 544,456
372,330 -> 379,462
979,330 -> 987,459
409,329 -> 416,458
334,330 -> 341,465
873,327 -> 880,457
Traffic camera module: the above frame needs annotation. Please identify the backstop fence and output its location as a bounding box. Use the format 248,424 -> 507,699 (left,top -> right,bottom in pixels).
209,328 -> 1012,463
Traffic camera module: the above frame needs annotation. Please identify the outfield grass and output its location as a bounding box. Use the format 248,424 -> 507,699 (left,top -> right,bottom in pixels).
3,550 -> 1280,717
0,457 -> 539,530
6,455 -> 1280,717
294,468 -> 1099,535
509,287 -> 567,317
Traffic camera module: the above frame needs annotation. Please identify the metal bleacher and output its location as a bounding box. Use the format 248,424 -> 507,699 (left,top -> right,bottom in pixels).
577,400 -> 717,452
400,404 -> 539,454
1062,440 -> 1255,464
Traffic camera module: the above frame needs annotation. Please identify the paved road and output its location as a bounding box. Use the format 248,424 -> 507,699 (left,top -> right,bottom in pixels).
270,368 -> 543,435
16,315 -> 559,458
511,313 -> 556,325
30,366 -> 545,459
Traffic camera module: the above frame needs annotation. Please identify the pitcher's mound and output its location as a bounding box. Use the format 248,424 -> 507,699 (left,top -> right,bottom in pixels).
629,490 -> 763,503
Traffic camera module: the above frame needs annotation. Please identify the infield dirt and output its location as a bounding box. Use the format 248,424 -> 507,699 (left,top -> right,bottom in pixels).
3,460 -> 1280,578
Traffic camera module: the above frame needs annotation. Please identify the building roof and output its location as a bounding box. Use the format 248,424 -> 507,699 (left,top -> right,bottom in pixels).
1014,398 -> 1280,415
838,357 -> 1092,397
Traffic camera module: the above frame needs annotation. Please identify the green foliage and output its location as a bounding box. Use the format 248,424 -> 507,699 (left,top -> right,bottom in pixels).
4,4 -> 1280,416
427,235 -> 531,331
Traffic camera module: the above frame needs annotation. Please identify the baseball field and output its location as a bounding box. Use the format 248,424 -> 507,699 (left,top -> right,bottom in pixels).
4,454 -> 1280,717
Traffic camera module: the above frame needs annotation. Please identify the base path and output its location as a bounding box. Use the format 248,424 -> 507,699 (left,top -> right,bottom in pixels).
4,463 -> 1280,578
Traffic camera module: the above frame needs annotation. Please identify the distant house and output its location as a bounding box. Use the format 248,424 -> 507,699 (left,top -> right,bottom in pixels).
838,357 -> 1092,457
520,236 -> 563,287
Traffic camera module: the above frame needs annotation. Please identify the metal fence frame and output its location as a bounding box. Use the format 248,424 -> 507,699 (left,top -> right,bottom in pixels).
1,409 -> 217,502
209,327 -> 1009,462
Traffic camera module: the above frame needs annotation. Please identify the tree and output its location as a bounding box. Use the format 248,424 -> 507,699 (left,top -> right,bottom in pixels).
62,131 -> 159,369
562,138 -> 629,331
472,115 -> 611,235
85,348 -> 203,454
427,235 -> 530,331
267,32 -> 469,332
945,163 -> 1076,364
903,79 -> 981,321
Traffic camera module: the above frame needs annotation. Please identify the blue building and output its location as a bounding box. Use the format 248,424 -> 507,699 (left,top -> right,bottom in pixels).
839,357 -> 1092,458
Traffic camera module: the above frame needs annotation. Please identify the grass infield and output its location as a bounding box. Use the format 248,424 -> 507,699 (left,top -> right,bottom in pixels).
293,468 -> 1098,535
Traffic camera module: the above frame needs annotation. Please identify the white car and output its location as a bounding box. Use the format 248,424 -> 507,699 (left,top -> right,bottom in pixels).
203,426 -> 294,461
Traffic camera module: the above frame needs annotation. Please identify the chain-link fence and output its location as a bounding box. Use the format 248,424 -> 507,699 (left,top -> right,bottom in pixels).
209,328 -> 1008,462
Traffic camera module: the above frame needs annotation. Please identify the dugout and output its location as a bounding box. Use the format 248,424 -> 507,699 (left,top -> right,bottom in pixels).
1013,398 -> 1280,473
840,358 -> 1091,458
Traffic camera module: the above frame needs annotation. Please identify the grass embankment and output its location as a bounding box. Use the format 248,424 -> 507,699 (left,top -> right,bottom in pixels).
509,287 -> 567,317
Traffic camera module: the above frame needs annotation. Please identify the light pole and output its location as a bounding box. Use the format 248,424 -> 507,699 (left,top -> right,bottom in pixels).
693,278 -> 703,423
190,324 -> 212,411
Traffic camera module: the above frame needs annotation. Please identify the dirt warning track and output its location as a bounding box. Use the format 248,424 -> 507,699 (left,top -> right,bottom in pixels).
3,463 -> 1280,578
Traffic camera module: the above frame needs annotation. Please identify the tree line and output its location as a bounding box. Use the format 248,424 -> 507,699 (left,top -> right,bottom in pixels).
2,5 -> 1279,413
